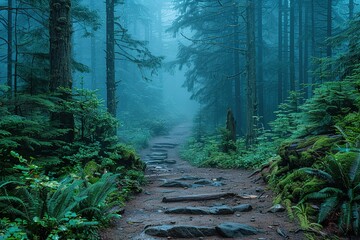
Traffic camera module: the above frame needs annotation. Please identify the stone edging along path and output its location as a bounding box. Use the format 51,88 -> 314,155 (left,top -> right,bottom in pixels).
101,123 -> 304,239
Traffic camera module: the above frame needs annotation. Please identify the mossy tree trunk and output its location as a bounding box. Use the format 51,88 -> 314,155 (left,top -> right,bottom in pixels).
49,0 -> 74,142
106,0 -> 116,118
226,109 -> 236,142
7,0 -> 13,97
246,0 -> 257,147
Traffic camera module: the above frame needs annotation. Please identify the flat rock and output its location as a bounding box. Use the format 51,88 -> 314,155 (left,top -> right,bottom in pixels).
267,204 -> 285,213
145,225 -> 217,238
209,206 -> 234,215
146,160 -> 166,164
150,156 -> 167,160
165,207 -> 209,215
152,143 -> 177,149
211,181 -> 225,187
160,181 -> 191,188
165,206 -> 234,215
194,179 -> 213,185
233,204 -> 253,212
216,222 -> 260,237
164,159 -> 177,164
175,176 -> 204,181
150,148 -> 168,152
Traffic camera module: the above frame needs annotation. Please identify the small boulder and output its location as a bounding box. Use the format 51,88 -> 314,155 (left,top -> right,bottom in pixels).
209,206 -> 234,215
145,225 -> 217,238
160,181 -> 191,188
216,222 -> 260,237
233,204 -> 253,212
267,204 -> 285,213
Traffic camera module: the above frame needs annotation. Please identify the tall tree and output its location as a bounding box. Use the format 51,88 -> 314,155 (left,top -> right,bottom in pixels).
298,0 -> 304,94
278,0 -> 283,104
289,0 -> 295,91
233,2 -> 241,135
106,0 -> 116,117
246,0 -> 257,146
257,0 -> 264,118
303,0 -> 310,98
349,0 -> 354,19
283,0 -> 289,96
90,0 -> 97,90
327,0 -> 332,59
49,0 -> 72,90
7,0 -> 12,96
49,0 -> 74,141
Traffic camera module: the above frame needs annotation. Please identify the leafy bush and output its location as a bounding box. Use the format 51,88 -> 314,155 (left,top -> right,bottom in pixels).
0,153 -> 120,239
181,134 -> 277,169
300,154 -> 360,235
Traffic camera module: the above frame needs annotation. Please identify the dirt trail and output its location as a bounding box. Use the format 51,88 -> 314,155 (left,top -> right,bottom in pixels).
101,123 -> 304,240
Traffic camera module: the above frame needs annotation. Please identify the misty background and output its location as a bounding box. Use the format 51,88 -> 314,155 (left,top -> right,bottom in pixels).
1,0 -> 359,148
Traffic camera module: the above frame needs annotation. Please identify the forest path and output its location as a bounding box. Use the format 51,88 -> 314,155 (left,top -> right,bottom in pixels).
101,123 -> 303,239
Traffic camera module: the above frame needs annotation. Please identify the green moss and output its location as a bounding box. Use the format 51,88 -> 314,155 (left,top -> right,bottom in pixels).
333,151 -> 359,173
278,135 -> 341,170
297,136 -> 319,149
84,160 -> 100,183
312,135 -> 339,152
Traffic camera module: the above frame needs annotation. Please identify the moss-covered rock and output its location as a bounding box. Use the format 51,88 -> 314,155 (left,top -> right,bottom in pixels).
84,160 -> 100,183
278,135 -> 341,170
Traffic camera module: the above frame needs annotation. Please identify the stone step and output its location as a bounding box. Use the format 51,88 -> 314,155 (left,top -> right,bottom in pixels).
144,222 -> 261,238
152,143 -> 177,149
146,159 -> 176,165
162,192 -> 237,203
149,155 -> 167,161
165,204 -> 253,215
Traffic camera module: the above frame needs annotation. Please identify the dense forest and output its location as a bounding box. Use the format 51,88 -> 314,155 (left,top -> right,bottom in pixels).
1,0 -> 360,239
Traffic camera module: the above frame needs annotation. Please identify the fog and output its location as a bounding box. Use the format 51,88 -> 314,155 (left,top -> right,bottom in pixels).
0,0 -> 358,147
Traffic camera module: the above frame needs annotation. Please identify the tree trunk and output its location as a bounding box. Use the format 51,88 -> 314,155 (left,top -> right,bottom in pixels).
90,0 -> 96,90
304,0 -> 309,99
298,0 -> 304,96
349,0 -> 354,19
106,0 -> 116,117
311,0 -> 316,93
289,0 -> 295,91
246,0 -> 257,147
326,0 -> 332,81
257,0 -> 264,119
283,0 -> 289,97
233,3 -> 241,135
7,0 -> 13,97
49,0 -> 74,141
278,0 -> 283,104
49,0 -> 72,91
326,0 -> 332,59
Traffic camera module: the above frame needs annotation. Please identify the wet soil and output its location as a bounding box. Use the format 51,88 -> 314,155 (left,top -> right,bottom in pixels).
101,123 -> 305,240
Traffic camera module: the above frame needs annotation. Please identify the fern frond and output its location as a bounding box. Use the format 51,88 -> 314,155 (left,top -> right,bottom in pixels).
349,154 -> 360,183
47,179 -> 85,221
302,192 -> 329,202
327,157 -> 349,188
339,201 -> 352,234
300,168 -> 334,183
352,203 -> 360,235
319,187 -> 345,196
318,196 -> 339,223
81,173 -> 118,207
78,173 -> 118,220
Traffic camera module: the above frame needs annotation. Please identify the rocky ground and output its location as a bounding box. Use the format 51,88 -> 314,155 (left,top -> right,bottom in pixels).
101,123 -> 305,239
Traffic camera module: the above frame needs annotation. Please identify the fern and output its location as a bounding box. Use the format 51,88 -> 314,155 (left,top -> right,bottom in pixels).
301,153 -> 360,235
78,173 -> 119,222
47,179 -> 86,221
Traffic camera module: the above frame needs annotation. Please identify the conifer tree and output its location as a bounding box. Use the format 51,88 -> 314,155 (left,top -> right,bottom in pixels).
49,0 -> 74,141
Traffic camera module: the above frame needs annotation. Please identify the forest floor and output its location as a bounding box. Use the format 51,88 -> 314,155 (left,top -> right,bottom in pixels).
101,123 -> 305,240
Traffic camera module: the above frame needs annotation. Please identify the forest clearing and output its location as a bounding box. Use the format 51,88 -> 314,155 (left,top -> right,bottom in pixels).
1,0 -> 360,239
